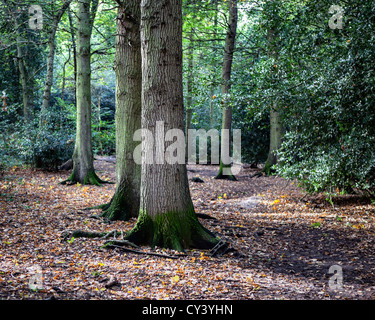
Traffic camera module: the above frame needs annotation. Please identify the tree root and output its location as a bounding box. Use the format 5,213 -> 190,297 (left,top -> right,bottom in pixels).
208,240 -> 229,257
196,213 -> 217,220
61,228 -> 187,259
250,172 -> 264,178
61,229 -> 121,241
101,239 -> 140,249
83,203 -> 111,211
59,170 -> 114,186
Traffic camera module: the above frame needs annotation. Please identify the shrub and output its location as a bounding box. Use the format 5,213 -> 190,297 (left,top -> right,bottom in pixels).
1,104 -> 75,171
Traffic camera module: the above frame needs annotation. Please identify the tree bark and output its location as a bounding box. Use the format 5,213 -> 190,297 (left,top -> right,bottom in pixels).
215,0 -> 238,181
124,0 -> 219,251
68,9 -> 77,105
100,0 -> 142,220
264,27 -> 284,174
63,0 -> 102,185
209,0 -> 219,128
185,35 -> 194,162
12,11 -> 30,121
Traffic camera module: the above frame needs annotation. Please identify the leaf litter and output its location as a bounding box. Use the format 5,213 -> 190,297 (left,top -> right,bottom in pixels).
0,159 -> 375,300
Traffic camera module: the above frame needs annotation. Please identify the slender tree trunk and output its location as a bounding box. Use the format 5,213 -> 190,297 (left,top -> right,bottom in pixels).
41,0 -> 72,120
14,16 -> 30,121
61,48 -> 71,98
185,36 -> 194,162
63,0 -> 102,185
215,0 -> 238,181
264,27 -> 283,174
265,101 -> 283,168
125,0 -> 219,251
209,0 -> 218,128
68,9 -> 77,106
4,0 -> 32,121
100,0 -> 142,221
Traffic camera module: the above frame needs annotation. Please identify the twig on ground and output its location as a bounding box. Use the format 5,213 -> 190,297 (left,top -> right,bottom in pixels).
104,244 -> 185,259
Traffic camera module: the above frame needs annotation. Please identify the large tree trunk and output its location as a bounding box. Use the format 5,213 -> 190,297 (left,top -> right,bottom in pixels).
40,0 -> 72,120
125,0 -> 219,252
63,0 -> 102,185
100,1 -> 142,220
215,0 -> 238,181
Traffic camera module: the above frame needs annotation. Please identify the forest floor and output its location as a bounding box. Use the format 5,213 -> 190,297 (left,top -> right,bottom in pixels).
1,157 -> 375,300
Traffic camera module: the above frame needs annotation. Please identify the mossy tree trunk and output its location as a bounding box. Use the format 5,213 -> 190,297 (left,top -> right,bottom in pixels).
215,0 -> 238,181
64,0 -> 101,185
124,0 -> 219,252
100,0 -> 142,221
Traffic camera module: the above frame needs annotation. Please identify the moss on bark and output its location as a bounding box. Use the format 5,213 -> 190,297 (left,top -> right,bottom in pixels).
100,186 -> 138,221
262,157 -> 277,176
124,206 -> 219,252
215,161 -> 237,181
60,169 -> 111,186
84,202 -> 111,211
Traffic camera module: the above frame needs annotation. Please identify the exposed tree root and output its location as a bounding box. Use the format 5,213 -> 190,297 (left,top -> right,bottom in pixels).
208,240 -> 229,257
83,202 -> 111,211
101,239 -> 140,248
61,228 -> 187,259
214,162 -> 238,181
61,229 -> 121,241
196,213 -> 217,220
59,170 -> 114,186
99,199 -> 135,222
124,209 -> 220,252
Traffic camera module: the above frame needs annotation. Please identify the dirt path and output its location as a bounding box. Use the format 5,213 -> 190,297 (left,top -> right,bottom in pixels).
0,159 -> 374,300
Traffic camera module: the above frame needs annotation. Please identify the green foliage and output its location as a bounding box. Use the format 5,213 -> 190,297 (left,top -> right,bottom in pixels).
0,105 -> 24,175
0,103 -> 75,171
1,0 -> 374,199
92,117 -> 115,156
272,0 -> 375,196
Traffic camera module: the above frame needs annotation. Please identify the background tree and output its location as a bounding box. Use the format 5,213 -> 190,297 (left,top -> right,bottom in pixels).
40,0 -> 73,122
215,0 -> 238,180
263,0 -> 284,174
62,0 -> 103,185
2,0 -> 44,121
